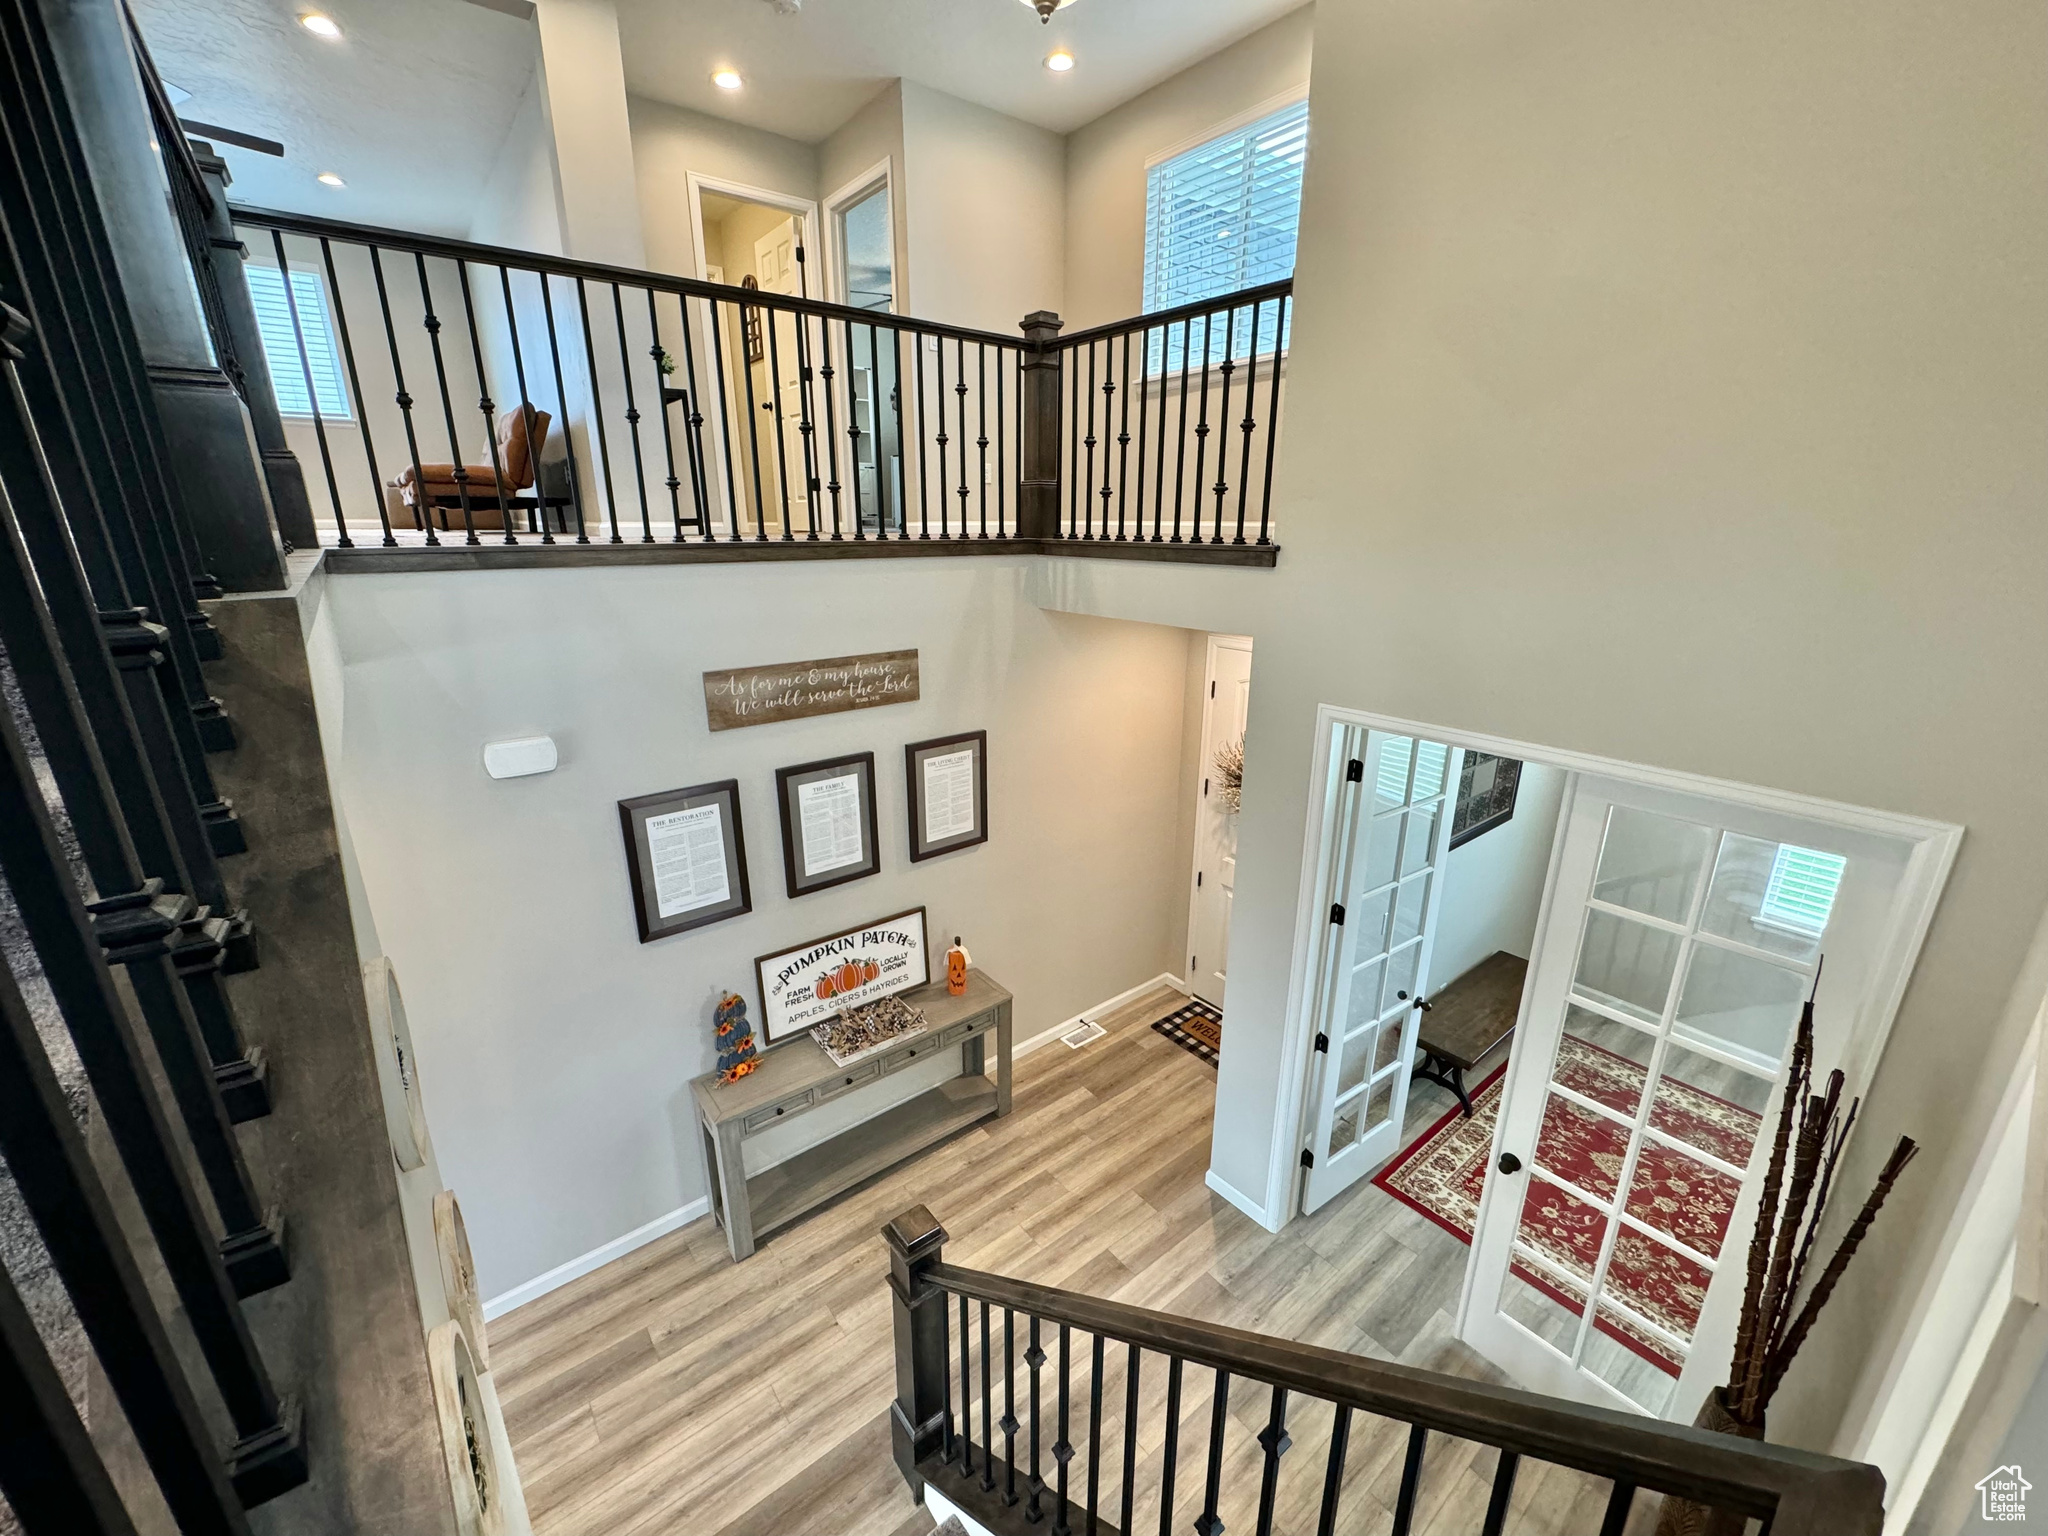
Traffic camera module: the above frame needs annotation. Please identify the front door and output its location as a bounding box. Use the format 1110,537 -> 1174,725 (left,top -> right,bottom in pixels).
1301,729 -> 1463,1214
1460,774 -> 1912,1416
1188,637 -> 1253,1006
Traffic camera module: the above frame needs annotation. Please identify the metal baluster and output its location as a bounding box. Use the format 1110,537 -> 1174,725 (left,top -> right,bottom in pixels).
609,284 -> 653,542
1027,1314 -> 1046,1523
1157,1357 -> 1183,1536
793,309 -> 821,539
1258,293 -> 1285,545
981,1302 -> 997,1493
1097,340 -> 1115,536
1194,1368 -> 1229,1536
915,329 -> 931,537
1115,329 -> 1132,539
537,273 -> 589,541
1172,316 -> 1194,542
1481,1450 -> 1520,1536
1084,1333 -> 1104,1535
705,295 -> 744,538
1211,304 -> 1238,543
1067,342 -> 1081,537
1391,1425 -> 1427,1536
765,306 -> 796,540
457,260 -> 516,546
955,337 -> 971,535
1598,1480 -> 1637,1536
415,254 -> 478,544
1001,1308 -> 1020,1506
1254,1385 -> 1290,1536
323,239 -> 392,545
498,266 -> 550,543
1118,1345 -> 1140,1536
265,231 -> 347,545
1137,324 -> 1154,540
887,327 -> 907,537
976,341 -> 989,537
574,278 -> 623,542
645,289 -> 684,540
1053,1323 -> 1073,1536
1083,341 -> 1102,539
671,291 -> 712,538
959,1292 -> 975,1475
1191,310 -> 1215,546
1234,299 -> 1261,545
1313,1404 -> 1351,1536
818,317 -> 843,538
940,1286 -> 955,1463
843,318 -> 864,538
737,292 -> 770,539
933,335 -> 950,536
0,1259 -> 136,1535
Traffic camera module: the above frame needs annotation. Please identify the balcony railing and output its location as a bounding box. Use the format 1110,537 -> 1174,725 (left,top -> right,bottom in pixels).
212,205 -> 1285,566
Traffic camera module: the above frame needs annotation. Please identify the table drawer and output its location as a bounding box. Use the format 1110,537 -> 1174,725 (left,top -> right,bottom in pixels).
741,1088 -> 815,1131
880,1037 -> 940,1075
816,1059 -> 882,1101
938,1015 -> 986,1047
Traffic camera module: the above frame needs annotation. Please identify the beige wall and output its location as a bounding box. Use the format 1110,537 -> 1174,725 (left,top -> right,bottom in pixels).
628,94 -> 818,280
820,82 -> 909,311
1028,0 -> 2048,1457
1062,6 -> 1313,329
532,0 -> 644,265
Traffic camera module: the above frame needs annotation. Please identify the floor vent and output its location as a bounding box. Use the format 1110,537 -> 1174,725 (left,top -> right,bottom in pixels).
1061,1021 -> 1107,1050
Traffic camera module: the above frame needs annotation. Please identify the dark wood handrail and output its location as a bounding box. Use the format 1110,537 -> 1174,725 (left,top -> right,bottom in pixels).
1054,277 -> 1294,350
928,1259 -> 1884,1532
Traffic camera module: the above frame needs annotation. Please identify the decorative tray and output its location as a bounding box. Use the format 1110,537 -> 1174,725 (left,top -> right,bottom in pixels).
811,995 -> 929,1068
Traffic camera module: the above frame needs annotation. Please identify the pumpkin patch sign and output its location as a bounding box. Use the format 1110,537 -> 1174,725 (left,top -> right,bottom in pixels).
754,906 -> 929,1045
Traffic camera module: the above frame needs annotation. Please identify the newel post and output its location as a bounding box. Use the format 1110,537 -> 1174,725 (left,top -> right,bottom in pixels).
883,1205 -> 951,1500
1016,310 -> 1064,539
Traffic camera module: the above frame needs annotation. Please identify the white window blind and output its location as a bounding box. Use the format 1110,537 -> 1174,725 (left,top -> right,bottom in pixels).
1144,98 -> 1307,365
1757,845 -> 1847,935
246,266 -> 351,419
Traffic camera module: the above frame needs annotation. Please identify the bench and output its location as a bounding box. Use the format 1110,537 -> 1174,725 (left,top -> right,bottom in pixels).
1412,950 -> 1527,1116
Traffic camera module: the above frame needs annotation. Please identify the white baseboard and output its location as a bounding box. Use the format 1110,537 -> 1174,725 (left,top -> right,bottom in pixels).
482,1196 -> 710,1320
924,1481 -> 994,1536
1013,972 -> 1189,1059
1204,1167 -> 1279,1232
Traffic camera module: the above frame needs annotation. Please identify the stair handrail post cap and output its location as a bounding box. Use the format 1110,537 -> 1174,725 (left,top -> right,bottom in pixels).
883,1205 -> 948,1261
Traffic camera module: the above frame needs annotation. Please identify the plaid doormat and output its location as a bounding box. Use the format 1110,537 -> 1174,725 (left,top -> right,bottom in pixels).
1151,998 -> 1224,1066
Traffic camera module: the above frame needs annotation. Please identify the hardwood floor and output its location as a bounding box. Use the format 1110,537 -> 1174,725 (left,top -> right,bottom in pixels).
489,985 -> 1659,1536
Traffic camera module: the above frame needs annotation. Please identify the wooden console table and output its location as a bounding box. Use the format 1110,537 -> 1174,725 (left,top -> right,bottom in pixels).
692,970 -> 1012,1261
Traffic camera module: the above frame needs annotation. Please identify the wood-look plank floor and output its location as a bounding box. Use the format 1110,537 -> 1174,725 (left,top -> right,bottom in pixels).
490,987 -> 1660,1536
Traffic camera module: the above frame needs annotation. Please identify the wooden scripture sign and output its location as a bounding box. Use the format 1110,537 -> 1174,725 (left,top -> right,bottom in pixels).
703,650 -> 920,732
755,906 -> 929,1044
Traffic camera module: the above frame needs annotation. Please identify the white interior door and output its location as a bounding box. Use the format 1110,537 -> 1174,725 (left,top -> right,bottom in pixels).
1461,774 -> 1912,1417
1301,729 -> 1463,1214
753,219 -> 810,533
1188,637 -> 1253,1006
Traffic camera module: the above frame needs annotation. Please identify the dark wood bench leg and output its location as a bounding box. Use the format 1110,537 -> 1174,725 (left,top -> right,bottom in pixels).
1448,1063 -> 1472,1118
1411,1050 -> 1476,1118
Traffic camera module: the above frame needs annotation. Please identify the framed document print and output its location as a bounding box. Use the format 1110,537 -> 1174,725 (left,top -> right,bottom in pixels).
774,752 -> 880,898
906,730 -> 987,862
619,780 -> 751,943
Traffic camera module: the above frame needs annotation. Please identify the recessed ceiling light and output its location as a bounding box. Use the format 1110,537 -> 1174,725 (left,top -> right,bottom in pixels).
712,68 -> 743,91
299,12 -> 342,38
1045,49 -> 1075,72
317,171 -> 346,187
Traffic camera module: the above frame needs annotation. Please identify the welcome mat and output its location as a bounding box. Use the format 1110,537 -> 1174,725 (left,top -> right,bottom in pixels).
1151,998 -> 1223,1066
1373,1035 -> 1762,1377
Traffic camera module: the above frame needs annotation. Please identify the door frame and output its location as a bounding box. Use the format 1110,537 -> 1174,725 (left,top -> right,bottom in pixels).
684,172 -> 820,294
1268,704 -> 1963,1234
820,158 -> 895,311
1186,634 -> 1254,1004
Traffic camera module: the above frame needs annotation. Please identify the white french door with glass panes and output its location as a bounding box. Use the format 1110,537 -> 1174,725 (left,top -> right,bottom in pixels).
1460,775 -> 1911,1417
1301,729 -> 1462,1213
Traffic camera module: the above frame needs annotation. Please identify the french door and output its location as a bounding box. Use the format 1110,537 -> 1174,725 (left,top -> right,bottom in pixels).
1301,729 -> 1463,1214
1461,774 -> 1911,1416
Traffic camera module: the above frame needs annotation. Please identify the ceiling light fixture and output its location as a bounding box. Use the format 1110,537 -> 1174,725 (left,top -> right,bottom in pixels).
317,171 -> 346,187
1019,0 -> 1076,21
299,12 -> 342,38
712,68 -> 743,91
1044,49 -> 1075,72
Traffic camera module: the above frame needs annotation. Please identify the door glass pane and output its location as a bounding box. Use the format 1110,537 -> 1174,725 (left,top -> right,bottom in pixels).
1328,1101 -> 1360,1157
1515,1175 -> 1608,1291
1605,1228 -> 1712,1348
1345,956 -> 1386,1029
1373,737 -> 1412,813
1372,1020 -> 1405,1072
1337,1029 -> 1375,1096
1559,1005 -> 1653,1115
1593,806 -> 1715,923
1384,941 -> 1421,1009
1573,910 -> 1680,1025
1411,740 -> 1449,801
1364,1074 -> 1395,1132
1699,832 -> 1842,965
1646,1042 -> 1771,1168
1625,1139 -> 1742,1259
1672,945 -> 1806,1072
1536,1091 -> 1625,1199
1400,803 -> 1439,877
1391,873 -> 1429,946
1354,887 -> 1393,951
1363,812 -> 1402,889
1500,1254 -> 1587,1363
1582,1303 -> 1679,1415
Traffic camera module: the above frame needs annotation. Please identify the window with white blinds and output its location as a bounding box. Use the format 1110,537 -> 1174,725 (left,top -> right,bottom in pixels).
1757,845 -> 1848,935
1143,97 -> 1307,364
245,265 -> 352,419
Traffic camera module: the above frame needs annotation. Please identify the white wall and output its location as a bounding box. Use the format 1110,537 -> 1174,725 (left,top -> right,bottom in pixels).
322,559 -> 1194,1297
1025,0 -> 2048,1457
1431,762 -> 1565,989
532,0 -> 644,265
820,83 -> 909,310
628,95 -> 818,280
1062,6 -> 1313,328
469,69 -> 565,257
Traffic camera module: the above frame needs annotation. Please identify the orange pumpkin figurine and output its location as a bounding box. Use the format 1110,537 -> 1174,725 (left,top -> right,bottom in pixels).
946,937 -> 971,996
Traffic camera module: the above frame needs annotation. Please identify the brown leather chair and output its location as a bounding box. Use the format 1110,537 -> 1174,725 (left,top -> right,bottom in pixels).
395,406 -> 552,531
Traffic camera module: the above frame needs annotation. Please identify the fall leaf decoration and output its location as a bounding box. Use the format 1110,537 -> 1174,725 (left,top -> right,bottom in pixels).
1214,737 -> 1244,814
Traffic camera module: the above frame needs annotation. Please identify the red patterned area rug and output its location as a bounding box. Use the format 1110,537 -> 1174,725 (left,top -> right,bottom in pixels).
1372,1037 -> 1761,1376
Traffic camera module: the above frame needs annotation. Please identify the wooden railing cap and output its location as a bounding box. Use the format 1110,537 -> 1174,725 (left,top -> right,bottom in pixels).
882,1205 -> 947,1257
